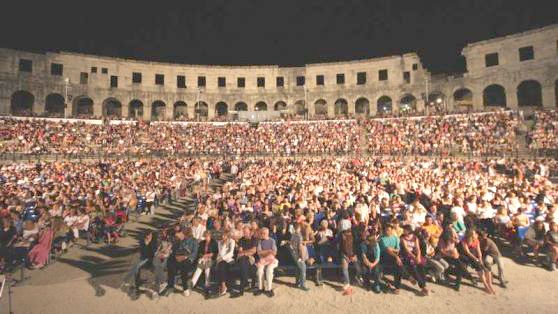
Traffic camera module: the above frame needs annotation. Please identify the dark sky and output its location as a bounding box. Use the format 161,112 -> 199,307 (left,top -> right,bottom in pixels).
2,0 -> 557,73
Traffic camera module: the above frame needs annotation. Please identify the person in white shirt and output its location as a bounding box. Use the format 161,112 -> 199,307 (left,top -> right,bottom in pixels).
450,198 -> 466,222
215,232 -> 235,296
191,217 -> 206,241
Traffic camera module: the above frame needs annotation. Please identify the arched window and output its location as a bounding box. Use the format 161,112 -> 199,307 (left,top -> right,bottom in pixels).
334,98 -> 348,116
151,100 -> 166,121
255,101 -> 267,111
129,100 -> 144,119
10,91 -> 34,116
215,102 -> 228,116
45,93 -> 65,116
376,96 -> 392,114
517,80 -> 542,107
355,98 -> 370,116
483,84 -> 507,107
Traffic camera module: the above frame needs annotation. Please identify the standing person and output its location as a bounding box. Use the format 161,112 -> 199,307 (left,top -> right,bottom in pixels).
359,232 -> 382,293
339,222 -> 359,296
133,231 -> 157,295
254,227 -> 278,297
461,229 -> 496,294
190,230 -> 218,296
479,230 -> 507,288
215,232 -> 236,296
162,227 -> 198,297
289,223 -> 310,291
400,225 -> 429,296
231,226 -> 258,298
379,224 -> 404,294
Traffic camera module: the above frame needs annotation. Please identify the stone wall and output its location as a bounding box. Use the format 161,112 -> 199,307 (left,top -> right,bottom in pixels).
1,24 -> 557,120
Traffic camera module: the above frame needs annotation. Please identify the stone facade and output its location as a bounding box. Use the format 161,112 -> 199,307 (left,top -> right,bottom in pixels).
1,24 -> 557,120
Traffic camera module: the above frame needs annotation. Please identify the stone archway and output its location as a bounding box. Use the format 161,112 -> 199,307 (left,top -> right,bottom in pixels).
255,101 -> 268,111
399,94 -> 417,113
195,101 -> 209,120
151,100 -> 166,121
334,98 -> 348,116
453,88 -> 473,112
483,84 -> 507,107
72,96 -> 94,117
293,100 -> 306,116
314,99 -> 327,116
173,101 -> 187,120
129,99 -> 144,119
274,101 -> 287,111
102,98 -> 122,118
517,80 -> 542,107
10,90 -> 34,116
215,102 -> 228,116
376,96 -> 392,114
234,102 -> 248,111
355,97 -> 370,116
45,93 -> 65,117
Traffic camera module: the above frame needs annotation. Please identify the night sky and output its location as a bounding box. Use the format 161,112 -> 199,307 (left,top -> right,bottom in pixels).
2,0 -> 557,73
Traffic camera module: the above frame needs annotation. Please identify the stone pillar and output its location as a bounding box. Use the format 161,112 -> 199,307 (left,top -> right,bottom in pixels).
121,102 -> 129,119
306,101 -> 315,118
472,88 -> 483,111
348,101 -> 356,115
369,100 -> 377,117
391,95 -> 399,113
417,99 -> 426,113
542,83 -> 556,108
327,101 -> 334,118
165,103 -> 173,120
93,99 -> 103,118
0,95 -> 10,114
505,86 -> 518,109
207,103 -> 215,119
187,102 -> 195,119
144,102 -> 152,121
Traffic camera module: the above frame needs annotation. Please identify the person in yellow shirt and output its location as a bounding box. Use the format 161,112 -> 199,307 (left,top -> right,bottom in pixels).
422,215 -> 442,245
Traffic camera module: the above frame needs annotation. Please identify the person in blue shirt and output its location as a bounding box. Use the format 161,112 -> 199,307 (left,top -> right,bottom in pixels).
379,223 -> 403,294
359,231 -> 382,293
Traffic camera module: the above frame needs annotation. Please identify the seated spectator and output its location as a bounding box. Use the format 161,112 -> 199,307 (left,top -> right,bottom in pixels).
254,227 -> 278,297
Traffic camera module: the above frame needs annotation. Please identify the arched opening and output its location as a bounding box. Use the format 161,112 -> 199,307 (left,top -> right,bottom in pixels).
129,100 -> 144,119
255,101 -> 267,111
173,101 -> 187,120
151,100 -> 166,121
376,96 -> 392,114
355,97 -> 370,116
399,94 -> 417,113
314,99 -> 328,116
428,92 -> 447,112
45,93 -> 65,117
453,88 -> 473,111
334,98 -> 349,116
483,84 -> 507,107
215,102 -> 228,116
517,80 -> 542,107
72,96 -> 94,117
195,101 -> 209,121
294,100 -> 306,116
274,101 -> 287,111
102,98 -> 122,118
234,102 -> 248,111
10,91 -> 34,116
